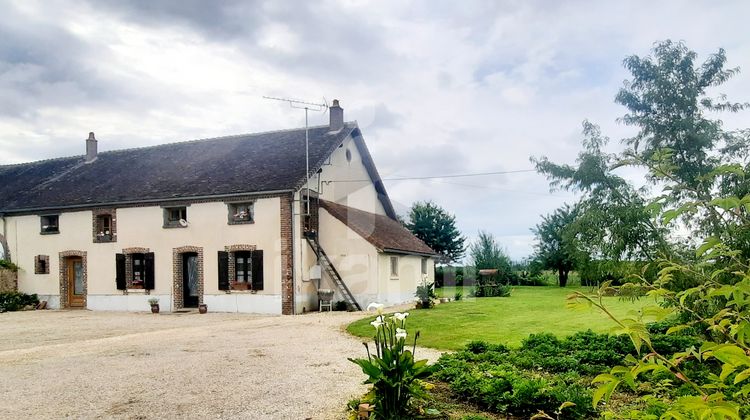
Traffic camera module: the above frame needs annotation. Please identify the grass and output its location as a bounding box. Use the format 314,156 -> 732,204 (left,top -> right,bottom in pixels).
347,286 -> 655,350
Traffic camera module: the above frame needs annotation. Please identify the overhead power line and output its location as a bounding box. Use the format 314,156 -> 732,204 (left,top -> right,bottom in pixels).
330,169 -> 537,183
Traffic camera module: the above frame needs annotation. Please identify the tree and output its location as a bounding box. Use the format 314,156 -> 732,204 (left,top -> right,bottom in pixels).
405,201 -> 466,264
532,204 -> 578,287
469,231 -> 513,279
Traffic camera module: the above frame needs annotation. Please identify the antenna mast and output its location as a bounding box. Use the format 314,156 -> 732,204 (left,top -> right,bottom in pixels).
263,96 -> 327,216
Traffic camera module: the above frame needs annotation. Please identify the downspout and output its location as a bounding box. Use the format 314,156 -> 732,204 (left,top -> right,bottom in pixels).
290,190 -> 299,315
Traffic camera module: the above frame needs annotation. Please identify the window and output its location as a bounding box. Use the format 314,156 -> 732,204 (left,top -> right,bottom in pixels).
390,256 -> 399,278
131,253 -> 146,288
227,202 -> 254,224
235,251 -> 251,284
94,214 -> 115,242
421,258 -> 428,275
116,252 -> 155,290
218,249 -> 264,291
34,255 -> 49,274
163,206 -> 187,228
40,215 -> 59,234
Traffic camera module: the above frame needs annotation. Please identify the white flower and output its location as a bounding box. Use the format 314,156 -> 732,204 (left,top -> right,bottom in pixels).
392,312 -> 409,322
367,302 -> 385,314
395,328 -> 407,339
370,319 -> 384,329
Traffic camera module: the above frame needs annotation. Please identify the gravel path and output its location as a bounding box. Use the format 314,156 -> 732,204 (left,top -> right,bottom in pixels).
0,310 -> 443,419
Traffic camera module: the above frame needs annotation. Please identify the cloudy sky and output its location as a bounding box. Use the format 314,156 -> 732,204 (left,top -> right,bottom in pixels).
2,0 -> 749,260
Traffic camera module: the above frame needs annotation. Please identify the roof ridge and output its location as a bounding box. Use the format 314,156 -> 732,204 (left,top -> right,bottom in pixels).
0,121 -> 358,167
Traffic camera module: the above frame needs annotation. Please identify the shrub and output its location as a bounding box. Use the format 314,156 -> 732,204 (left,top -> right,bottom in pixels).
0,292 -> 39,312
454,290 -> 463,301
415,280 -> 436,309
349,310 -> 433,418
334,300 -> 348,311
473,283 -> 512,297
0,259 -> 19,272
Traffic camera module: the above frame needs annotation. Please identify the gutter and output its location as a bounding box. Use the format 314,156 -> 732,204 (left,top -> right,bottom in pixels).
382,248 -> 437,258
0,189 -> 296,215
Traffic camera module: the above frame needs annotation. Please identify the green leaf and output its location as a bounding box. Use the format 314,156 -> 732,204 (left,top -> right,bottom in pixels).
696,236 -> 721,257
734,367 -> 750,384
708,345 -> 750,367
592,379 -> 620,408
709,196 -> 741,211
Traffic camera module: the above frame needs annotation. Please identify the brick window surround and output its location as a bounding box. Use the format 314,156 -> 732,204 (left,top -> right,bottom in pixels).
92,208 -> 117,243
122,247 -> 150,293
224,244 -> 257,291
172,246 -> 204,310
58,250 -> 87,309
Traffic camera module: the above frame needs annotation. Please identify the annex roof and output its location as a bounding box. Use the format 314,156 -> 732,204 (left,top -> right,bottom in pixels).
320,199 -> 435,257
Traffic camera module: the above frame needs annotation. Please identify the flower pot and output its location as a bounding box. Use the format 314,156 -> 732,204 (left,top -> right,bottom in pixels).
231,282 -> 249,291
150,304 -> 159,314
198,304 -> 208,314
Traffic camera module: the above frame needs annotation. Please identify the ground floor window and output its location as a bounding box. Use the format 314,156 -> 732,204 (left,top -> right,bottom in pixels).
390,256 -> 399,278
218,249 -> 264,291
116,251 -> 155,290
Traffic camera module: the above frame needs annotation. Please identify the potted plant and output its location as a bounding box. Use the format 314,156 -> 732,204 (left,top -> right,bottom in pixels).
148,297 -> 159,314
198,303 -> 208,314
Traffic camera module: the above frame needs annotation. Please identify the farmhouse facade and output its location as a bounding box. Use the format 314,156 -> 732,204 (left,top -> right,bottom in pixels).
0,101 -> 435,314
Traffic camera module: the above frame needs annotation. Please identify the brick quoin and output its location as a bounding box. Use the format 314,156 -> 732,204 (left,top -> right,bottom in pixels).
280,193 -> 294,315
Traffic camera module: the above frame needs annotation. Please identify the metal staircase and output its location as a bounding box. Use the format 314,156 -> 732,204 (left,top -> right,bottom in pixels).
306,237 -> 362,311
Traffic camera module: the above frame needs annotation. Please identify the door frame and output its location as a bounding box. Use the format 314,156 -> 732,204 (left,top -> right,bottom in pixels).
59,250 -> 87,309
172,246 -> 203,310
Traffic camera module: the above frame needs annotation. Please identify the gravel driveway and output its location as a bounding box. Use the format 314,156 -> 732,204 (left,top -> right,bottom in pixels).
0,310 -> 443,419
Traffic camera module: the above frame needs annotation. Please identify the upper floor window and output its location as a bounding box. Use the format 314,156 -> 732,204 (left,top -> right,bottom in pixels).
421,258 -> 428,275
228,202 -> 254,225
40,215 -> 59,234
163,206 -> 187,228
94,211 -> 116,243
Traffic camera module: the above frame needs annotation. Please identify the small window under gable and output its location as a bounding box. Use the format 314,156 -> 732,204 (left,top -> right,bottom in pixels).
421,258 -> 428,275
40,215 -> 59,234
227,202 -> 254,225
390,256 -> 399,278
163,206 -> 188,228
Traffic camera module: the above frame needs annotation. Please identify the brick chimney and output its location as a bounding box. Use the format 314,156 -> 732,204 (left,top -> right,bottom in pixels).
85,132 -> 98,163
329,99 -> 343,131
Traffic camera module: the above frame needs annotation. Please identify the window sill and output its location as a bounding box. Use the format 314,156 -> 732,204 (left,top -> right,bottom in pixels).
94,237 -> 116,243
126,288 -> 147,294
228,220 -> 255,225
163,224 -> 187,229
390,277 -> 400,280
225,289 -> 261,294
40,231 -> 60,235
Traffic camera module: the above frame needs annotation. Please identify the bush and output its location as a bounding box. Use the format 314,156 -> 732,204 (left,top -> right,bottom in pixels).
0,292 -> 39,312
0,259 -> 19,272
473,283 -> 512,297
454,291 -> 463,301
333,300 -> 348,311
415,280 -> 436,309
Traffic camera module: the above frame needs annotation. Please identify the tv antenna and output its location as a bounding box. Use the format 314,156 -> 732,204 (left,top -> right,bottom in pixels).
263,96 -> 328,216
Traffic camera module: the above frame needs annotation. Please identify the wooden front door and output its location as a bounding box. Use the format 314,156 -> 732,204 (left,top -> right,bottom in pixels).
66,257 -> 85,308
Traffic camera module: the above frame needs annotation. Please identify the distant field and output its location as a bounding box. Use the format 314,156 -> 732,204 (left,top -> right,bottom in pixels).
347,286 -> 655,350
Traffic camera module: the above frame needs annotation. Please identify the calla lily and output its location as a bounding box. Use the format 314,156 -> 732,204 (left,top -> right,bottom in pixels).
370,319 -> 384,329
392,312 -> 409,321
395,328 -> 407,339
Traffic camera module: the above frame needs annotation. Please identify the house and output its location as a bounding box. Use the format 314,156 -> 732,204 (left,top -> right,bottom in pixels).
0,100 -> 436,314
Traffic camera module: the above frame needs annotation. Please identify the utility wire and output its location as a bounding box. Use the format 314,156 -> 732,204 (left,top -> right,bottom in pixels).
329,169 -> 537,183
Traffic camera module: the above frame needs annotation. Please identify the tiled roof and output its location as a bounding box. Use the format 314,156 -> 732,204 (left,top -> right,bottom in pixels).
320,199 -> 435,256
0,123 -> 358,212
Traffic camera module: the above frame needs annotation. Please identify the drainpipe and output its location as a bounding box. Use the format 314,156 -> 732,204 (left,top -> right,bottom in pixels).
291,191 -> 299,315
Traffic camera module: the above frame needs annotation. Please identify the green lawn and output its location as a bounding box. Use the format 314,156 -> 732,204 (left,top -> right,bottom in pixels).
347,286 -> 655,350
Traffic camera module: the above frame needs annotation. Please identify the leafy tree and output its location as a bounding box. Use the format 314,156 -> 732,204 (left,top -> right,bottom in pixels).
405,201 -> 466,264
469,231 -> 515,290
558,41 -> 750,418
532,204 -> 579,287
